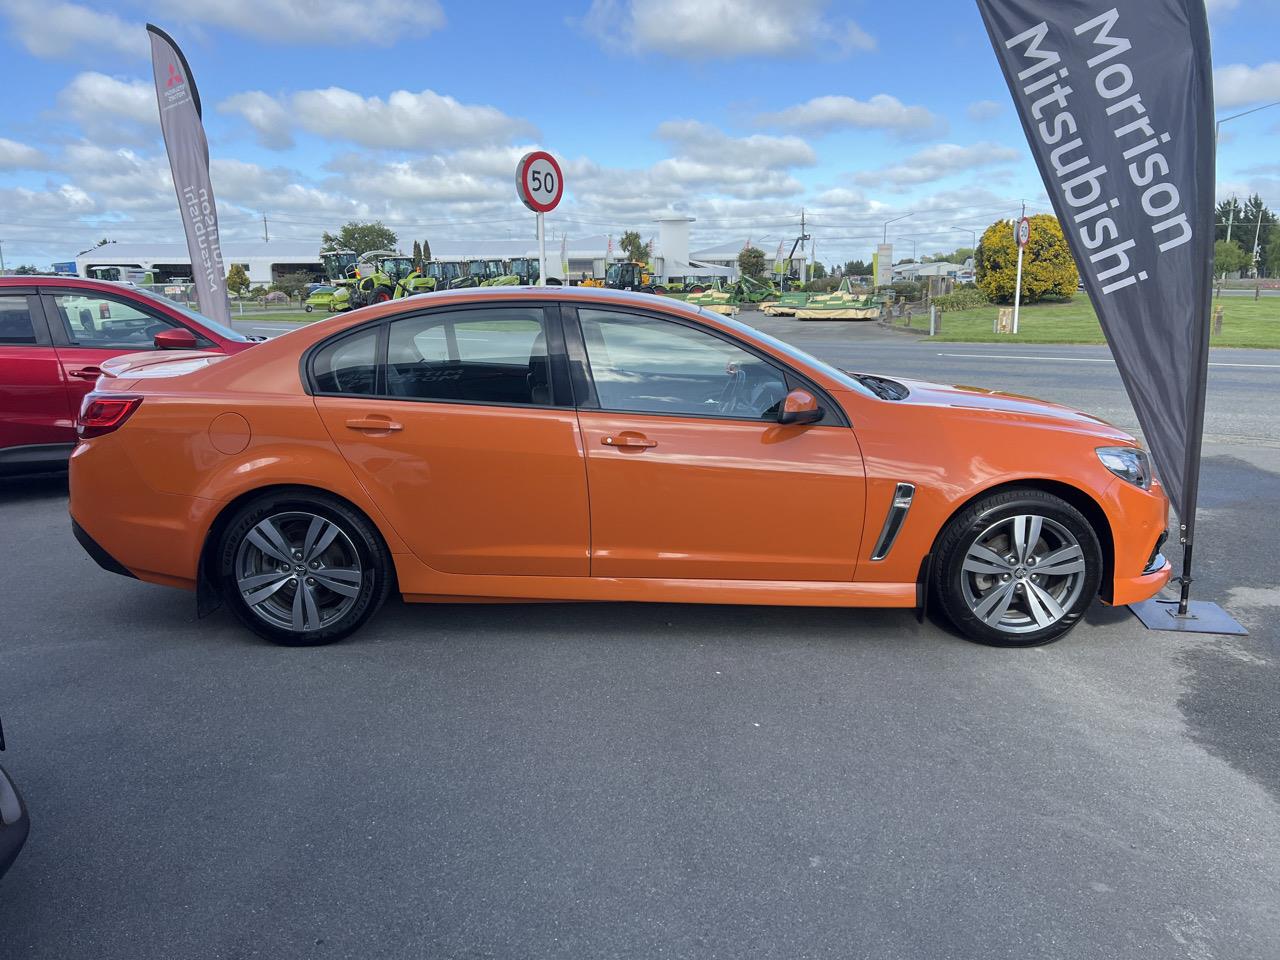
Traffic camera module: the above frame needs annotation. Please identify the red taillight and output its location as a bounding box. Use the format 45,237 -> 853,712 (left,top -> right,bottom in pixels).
77,394 -> 142,439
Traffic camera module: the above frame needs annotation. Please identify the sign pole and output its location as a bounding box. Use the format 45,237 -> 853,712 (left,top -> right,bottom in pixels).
515,150 -> 564,288
1012,208 -> 1028,335
536,212 -> 547,288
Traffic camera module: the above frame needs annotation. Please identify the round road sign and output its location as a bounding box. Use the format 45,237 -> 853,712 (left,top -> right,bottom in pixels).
516,151 -> 564,213
1016,216 -> 1030,248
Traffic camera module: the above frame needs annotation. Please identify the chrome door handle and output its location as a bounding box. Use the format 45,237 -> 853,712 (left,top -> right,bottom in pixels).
602,434 -> 657,449
345,417 -> 403,432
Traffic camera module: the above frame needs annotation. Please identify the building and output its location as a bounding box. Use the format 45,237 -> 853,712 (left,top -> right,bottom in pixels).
892,259 -> 975,282
73,241 -> 324,286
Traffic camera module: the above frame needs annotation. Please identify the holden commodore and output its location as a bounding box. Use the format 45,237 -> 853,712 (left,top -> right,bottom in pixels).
68,287 -> 1170,647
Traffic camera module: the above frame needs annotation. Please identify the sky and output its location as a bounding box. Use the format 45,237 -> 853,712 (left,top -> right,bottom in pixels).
0,0 -> 1277,270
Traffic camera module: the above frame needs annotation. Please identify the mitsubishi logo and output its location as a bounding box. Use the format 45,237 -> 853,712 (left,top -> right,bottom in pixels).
166,62 -> 184,88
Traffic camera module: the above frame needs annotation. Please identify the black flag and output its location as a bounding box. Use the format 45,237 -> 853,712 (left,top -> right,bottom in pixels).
975,1 -> 1215,545
147,24 -> 233,326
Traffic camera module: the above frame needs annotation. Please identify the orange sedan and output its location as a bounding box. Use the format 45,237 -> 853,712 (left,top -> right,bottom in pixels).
68,287 -> 1170,647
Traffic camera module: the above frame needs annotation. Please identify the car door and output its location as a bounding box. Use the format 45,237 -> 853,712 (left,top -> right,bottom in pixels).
568,305 -> 866,582
0,289 -> 75,456
42,288 -> 216,415
309,303 -> 591,578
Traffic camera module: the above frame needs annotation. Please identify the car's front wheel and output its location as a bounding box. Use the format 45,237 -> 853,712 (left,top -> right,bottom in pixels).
932,488 -> 1102,646
216,491 -> 393,645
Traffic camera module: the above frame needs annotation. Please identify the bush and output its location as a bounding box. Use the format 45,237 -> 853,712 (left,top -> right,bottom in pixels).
890,281 -> 922,301
976,213 -> 1078,303
933,288 -> 990,311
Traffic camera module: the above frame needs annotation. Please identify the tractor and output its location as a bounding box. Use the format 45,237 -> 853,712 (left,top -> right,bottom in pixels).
603,260 -> 659,294
319,249 -> 360,311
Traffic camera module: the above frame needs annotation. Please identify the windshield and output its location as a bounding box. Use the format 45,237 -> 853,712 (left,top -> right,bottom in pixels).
707,310 -> 875,399
606,264 -> 621,283
131,286 -> 251,343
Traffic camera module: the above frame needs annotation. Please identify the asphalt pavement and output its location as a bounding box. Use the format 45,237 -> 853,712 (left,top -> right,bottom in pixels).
0,314 -> 1277,959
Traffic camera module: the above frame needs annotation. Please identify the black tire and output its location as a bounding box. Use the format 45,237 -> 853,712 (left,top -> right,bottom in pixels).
931,488 -> 1102,647
689,285 -> 706,293
215,490 -> 393,646
304,304 -> 314,313
653,285 -> 669,296
372,286 -> 393,303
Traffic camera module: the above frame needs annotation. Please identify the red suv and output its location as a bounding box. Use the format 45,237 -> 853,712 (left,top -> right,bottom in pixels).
0,276 -> 255,475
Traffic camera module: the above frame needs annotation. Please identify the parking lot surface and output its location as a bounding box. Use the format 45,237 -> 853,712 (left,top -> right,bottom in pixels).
1,317 -> 1277,959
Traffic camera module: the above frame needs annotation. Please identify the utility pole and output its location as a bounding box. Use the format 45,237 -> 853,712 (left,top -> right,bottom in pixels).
1225,197 -> 1235,244
262,214 -> 269,244
0,238 -> 5,274
1251,203 -> 1264,277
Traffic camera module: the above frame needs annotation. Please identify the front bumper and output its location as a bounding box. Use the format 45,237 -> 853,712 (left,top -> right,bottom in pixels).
0,762 -> 29,879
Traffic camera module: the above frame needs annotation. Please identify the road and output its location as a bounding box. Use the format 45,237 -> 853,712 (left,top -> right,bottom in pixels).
0,314 -> 1277,960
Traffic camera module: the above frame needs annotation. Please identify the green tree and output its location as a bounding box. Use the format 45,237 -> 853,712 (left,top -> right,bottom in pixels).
271,271 -> 313,299
225,263 -> 250,296
1266,234 -> 1280,278
843,259 -> 871,276
1214,239 -> 1250,277
411,240 -> 422,269
975,214 -> 1078,304
422,238 -> 432,261
738,245 -> 765,278
1238,195 -> 1276,273
810,261 -> 827,280
321,221 -> 398,256
13,264 -> 41,275
618,230 -> 650,264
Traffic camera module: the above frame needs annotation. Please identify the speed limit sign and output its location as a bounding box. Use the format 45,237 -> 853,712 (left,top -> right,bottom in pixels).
1015,216 -> 1030,248
516,151 -> 564,213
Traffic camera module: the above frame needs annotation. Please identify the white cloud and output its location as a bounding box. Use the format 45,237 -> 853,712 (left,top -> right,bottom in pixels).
217,92 -> 295,150
220,87 -> 536,151
0,137 -> 46,170
581,0 -> 874,60
0,0 -> 444,57
1214,62 -> 1280,110
1206,0 -> 1240,11
0,0 -> 146,58
163,0 -> 445,45
58,73 -> 158,127
966,100 -> 1004,122
855,142 -> 1021,188
655,120 -> 816,169
757,94 -> 943,139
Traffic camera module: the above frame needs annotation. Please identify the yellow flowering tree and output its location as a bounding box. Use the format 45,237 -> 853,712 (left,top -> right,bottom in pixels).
975,213 -> 1079,303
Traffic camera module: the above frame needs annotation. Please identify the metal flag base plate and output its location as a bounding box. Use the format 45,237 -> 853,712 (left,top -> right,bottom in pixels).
1128,598 -> 1247,636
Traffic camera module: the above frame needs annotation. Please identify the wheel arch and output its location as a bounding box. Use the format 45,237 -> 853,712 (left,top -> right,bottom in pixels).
196,483 -> 398,616
922,478 -> 1116,604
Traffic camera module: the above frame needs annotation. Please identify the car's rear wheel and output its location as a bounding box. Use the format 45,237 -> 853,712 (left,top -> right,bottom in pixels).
216,491 -> 392,645
932,488 -> 1102,646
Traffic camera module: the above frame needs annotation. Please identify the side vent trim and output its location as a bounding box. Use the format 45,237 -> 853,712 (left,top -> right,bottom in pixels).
870,482 -> 915,561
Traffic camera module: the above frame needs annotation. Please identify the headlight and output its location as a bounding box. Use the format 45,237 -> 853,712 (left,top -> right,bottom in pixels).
1097,446 -> 1151,489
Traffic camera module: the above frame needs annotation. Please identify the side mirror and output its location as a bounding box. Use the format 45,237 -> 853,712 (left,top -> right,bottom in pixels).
778,388 -> 823,425
154,327 -> 198,350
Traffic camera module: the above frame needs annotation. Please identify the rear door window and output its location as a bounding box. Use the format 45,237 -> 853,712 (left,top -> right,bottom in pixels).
384,308 -> 555,406
312,326 -> 380,395
0,295 -> 38,344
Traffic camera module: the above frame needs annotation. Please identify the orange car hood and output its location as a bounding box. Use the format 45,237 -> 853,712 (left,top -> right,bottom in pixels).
877,375 -> 1134,441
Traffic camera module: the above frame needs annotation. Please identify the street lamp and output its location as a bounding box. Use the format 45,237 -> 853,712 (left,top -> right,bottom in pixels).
894,236 -> 919,261
1215,101 -> 1280,143
882,213 -> 912,243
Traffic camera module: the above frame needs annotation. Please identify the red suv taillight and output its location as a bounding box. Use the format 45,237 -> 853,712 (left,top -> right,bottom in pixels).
77,394 -> 142,439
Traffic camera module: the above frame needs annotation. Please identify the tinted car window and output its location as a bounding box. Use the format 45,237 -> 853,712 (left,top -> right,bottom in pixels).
313,326 -> 380,395
578,309 -> 787,420
50,293 -> 196,350
385,308 -> 552,406
0,296 -> 37,344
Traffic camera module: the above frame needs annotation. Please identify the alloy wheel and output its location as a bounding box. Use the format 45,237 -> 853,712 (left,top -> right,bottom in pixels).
234,511 -> 363,633
958,514 -> 1087,635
